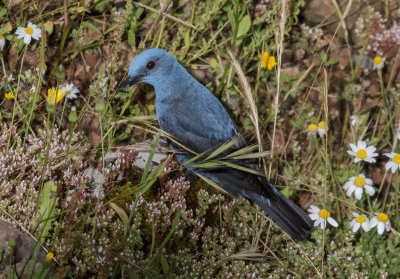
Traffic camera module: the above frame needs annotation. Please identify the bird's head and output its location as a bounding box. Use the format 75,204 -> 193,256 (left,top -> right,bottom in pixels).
118,48 -> 175,90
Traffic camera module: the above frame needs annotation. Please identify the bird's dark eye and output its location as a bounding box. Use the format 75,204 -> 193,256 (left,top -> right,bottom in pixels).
146,61 -> 155,70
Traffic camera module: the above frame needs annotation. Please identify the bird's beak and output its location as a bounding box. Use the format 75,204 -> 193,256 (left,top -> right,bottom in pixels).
117,74 -> 143,92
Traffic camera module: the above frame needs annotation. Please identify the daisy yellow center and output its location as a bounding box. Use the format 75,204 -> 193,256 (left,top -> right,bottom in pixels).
0,35 -> 3,39
25,27 -> 34,35
318,121 -> 325,129
308,124 -> 317,132
318,209 -> 330,219
392,154 -> 400,164
373,56 -> 383,65
354,176 -> 366,187
377,213 -> 388,222
355,215 -> 366,223
356,149 -> 367,159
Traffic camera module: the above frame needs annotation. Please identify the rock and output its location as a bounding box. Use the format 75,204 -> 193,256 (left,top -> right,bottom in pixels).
302,0 -> 361,34
0,220 -> 50,277
132,138 -> 169,169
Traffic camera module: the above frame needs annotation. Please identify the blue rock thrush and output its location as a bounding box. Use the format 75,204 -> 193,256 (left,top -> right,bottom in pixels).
120,48 -> 313,240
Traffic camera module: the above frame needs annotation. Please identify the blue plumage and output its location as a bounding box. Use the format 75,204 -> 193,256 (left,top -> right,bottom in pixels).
120,48 -> 313,240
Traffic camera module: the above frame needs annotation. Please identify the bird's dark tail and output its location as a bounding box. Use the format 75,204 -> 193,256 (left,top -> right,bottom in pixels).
194,168 -> 313,240
245,185 -> 313,241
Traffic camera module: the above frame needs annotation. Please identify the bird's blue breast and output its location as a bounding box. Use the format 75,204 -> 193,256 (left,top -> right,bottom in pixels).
154,62 -> 239,145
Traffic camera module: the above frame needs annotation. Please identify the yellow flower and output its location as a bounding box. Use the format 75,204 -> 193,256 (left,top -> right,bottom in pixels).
46,87 -> 64,105
4,92 -> 15,99
258,52 -> 276,70
45,252 -> 54,261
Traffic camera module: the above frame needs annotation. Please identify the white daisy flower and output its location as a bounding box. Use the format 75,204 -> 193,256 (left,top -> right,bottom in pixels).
307,123 -> 317,136
317,121 -> 327,137
0,35 -> 5,51
373,56 -> 384,70
347,141 -> 378,163
370,213 -> 391,235
349,212 -> 370,232
60,83 -> 80,99
35,62 -> 47,76
350,114 -> 365,127
383,152 -> 400,173
4,73 -> 14,83
308,205 -> 338,229
15,22 -> 41,45
343,174 -> 375,200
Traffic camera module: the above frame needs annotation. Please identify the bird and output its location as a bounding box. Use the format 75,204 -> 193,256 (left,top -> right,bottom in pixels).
119,48 -> 313,241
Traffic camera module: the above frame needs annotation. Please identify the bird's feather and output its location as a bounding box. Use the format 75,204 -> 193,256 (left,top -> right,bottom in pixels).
123,48 -> 313,241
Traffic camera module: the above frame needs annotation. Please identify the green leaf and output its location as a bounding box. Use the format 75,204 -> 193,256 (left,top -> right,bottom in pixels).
221,161 -> 263,176
224,145 -> 258,158
320,52 -> 328,62
230,151 -> 270,160
209,58 -> 218,68
128,29 -> 136,46
281,186 -> 290,198
109,202 -> 128,224
0,8 -> 7,18
160,211 -> 182,248
34,181 -> 58,241
160,255 -> 169,274
227,9 -> 237,35
194,172 -> 232,196
205,137 -> 242,161
237,15 -> 251,39
82,21 -> 102,36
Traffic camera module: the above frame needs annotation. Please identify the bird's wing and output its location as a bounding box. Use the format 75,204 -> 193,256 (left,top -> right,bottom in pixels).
158,106 -> 243,154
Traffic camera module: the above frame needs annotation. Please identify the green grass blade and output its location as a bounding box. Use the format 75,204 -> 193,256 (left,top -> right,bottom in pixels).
160,211 -> 182,248
223,144 -> 258,158
140,134 -> 160,184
